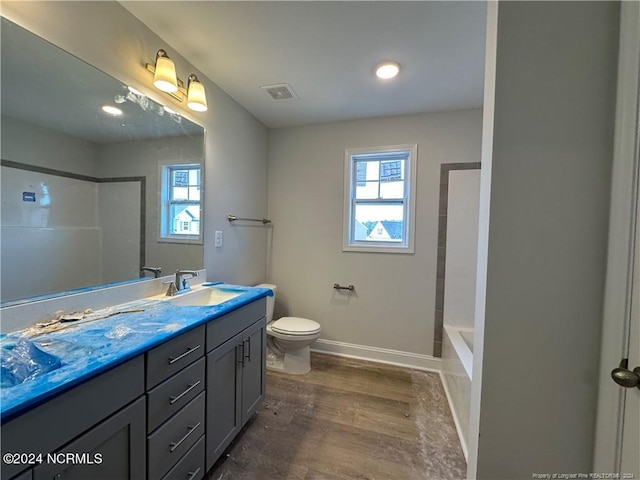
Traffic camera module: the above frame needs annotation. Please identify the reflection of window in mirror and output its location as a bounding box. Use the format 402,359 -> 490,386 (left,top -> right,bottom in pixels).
160,164 -> 202,242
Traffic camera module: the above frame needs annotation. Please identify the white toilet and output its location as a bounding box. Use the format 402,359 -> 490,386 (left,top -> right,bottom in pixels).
257,284 -> 321,374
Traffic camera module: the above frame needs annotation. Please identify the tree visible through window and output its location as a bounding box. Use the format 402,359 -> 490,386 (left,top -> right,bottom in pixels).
343,145 -> 417,253
160,164 -> 201,241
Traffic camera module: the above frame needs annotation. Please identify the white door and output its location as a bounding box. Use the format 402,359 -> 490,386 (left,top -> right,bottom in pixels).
594,1 -> 640,476
619,191 -> 639,476
618,2 -> 640,474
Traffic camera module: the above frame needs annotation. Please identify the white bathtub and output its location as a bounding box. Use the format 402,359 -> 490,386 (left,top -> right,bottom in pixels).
441,325 -> 473,461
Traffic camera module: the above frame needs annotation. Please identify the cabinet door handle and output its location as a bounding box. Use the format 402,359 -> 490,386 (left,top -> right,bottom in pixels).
186,467 -> 202,480
168,345 -> 201,364
238,341 -> 245,367
169,381 -> 201,405
244,337 -> 251,361
169,422 -> 201,452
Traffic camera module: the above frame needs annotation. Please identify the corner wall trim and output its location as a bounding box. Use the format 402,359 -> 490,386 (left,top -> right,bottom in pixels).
311,339 -> 441,372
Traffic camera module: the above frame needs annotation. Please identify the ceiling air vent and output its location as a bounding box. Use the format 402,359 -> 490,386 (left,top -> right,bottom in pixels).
260,83 -> 298,101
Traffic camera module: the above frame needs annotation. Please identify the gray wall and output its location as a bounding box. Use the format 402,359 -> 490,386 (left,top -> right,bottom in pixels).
2,116 -> 99,176
476,2 -> 619,477
2,1 -> 269,286
267,110 -> 482,357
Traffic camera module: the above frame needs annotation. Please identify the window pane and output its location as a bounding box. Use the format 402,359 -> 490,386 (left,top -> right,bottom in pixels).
365,161 -> 380,181
353,203 -> 404,242
380,180 -> 404,199
189,169 -> 200,186
172,170 -> 189,187
380,160 -> 403,181
355,181 -> 379,199
356,162 -> 367,186
188,187 -> 201,201
171,186 -> 188,201
169,204 -> 200,235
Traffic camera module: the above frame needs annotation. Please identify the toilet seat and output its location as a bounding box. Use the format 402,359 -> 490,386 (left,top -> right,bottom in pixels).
271,317 -> 321,336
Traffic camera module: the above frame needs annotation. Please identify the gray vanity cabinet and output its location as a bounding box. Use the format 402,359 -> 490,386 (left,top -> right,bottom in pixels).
10,469 -> 32,480
33,397 -> 146,480
2,296 -> 267,480
205,298 -> 267,471
145,325 -> 206,480
240,318 -> 267,423
2,356 -> 145,480
205,331 -> 243,468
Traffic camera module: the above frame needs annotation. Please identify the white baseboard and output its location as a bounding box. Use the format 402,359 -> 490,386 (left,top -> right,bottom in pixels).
311,338 -> 441,373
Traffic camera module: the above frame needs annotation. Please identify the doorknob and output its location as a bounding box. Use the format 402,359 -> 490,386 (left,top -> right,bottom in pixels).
611,358 -> 640,389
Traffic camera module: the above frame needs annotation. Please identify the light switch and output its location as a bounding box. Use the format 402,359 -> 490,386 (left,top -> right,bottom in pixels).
214,230 -> 223,247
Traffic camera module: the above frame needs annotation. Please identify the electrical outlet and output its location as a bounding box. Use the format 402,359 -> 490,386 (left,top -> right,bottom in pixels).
214,230 -> 223,247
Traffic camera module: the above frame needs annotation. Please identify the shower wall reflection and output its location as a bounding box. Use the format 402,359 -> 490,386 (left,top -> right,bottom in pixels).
1,18 -> 204,303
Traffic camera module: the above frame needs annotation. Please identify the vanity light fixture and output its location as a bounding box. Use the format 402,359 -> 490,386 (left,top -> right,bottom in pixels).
186,74 -> 208,112
152,49 -> 178,93
146,49 -> 208,112
375,61 -> 400,79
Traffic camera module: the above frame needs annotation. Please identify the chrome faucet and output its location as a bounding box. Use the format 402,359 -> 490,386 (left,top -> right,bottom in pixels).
174,270 -> 199,293
140,266 -> 162,278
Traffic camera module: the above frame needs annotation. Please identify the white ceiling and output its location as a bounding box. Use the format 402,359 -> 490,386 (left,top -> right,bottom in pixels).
121,1 -> 487,128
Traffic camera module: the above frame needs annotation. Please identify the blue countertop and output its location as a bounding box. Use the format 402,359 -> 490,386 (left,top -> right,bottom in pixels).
0,284 -> 271,422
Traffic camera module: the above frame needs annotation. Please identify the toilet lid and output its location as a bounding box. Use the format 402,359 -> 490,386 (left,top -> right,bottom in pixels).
271,317 -> 321,335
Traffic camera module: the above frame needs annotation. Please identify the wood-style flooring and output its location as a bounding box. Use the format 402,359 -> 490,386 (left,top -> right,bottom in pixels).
207,353 -> 466,480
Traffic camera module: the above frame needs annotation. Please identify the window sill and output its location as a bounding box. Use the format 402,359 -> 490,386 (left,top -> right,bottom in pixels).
157,236 -> 203,245
343,244 -> 414,254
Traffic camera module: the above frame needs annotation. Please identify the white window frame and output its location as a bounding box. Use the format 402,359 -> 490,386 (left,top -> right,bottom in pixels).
343,144 -> 417,253
159,163 -> 203,244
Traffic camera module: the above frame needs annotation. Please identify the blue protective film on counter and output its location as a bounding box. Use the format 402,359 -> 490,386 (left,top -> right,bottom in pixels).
1,339 -> 63,388
0,284 -> 271,420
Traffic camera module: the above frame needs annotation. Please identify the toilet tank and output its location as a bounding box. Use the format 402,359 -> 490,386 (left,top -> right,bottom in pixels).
256,283 -> 276,322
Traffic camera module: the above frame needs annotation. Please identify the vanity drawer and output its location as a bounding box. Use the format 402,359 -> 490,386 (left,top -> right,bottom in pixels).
147,392 -> 205,480
147,325 -> 205,389
147,357 -> 205,433
206,298 -> 265,352
160,435 -> 204,480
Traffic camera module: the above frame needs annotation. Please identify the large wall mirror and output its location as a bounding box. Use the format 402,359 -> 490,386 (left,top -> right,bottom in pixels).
1,17 -> 205,303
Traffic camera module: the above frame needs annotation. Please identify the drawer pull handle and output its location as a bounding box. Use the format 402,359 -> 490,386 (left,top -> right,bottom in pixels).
170,381 -> 201,405
168,345 -> 201,365
187,467 -> 202,480
169,422 -> 201,453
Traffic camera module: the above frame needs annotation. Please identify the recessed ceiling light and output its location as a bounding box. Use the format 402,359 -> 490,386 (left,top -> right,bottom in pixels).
102,105 -> 123,116
375,61 -> 400,80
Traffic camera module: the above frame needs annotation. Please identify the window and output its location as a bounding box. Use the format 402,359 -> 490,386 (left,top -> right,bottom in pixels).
160,164 -> 202,242
343,145 -> 417,253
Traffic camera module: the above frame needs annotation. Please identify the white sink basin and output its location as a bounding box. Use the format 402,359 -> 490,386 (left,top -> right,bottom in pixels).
167,286 -> 243,307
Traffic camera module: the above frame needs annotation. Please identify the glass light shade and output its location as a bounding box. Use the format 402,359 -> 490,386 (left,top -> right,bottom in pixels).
187,80 -> 208,112
154,56 -> 178,93
375,62 -> 400,79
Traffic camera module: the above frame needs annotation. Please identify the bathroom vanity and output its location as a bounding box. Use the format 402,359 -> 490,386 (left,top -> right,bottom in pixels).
0,285 -> 268,480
